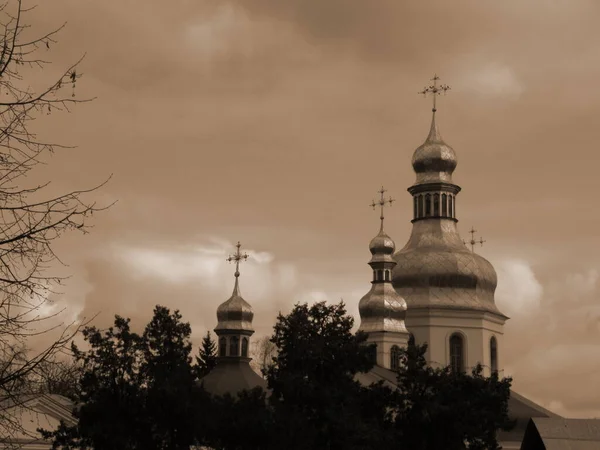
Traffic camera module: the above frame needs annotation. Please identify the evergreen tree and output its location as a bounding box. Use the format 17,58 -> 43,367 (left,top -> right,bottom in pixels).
194,331 -> 217,380
265,301 -> 393,450
39,306 -> 210,450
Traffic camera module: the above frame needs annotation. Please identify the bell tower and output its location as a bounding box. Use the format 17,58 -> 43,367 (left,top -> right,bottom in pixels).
392,75 -> 509,377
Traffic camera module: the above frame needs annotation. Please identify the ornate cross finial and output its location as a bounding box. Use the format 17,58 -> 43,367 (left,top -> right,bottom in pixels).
370,186 -> 395,230
418,74 -> 451,112
227,241 -> 249,278
463,227 -> 486,253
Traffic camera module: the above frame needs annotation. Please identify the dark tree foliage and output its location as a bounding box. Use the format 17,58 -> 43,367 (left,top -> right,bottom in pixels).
141,306 -> 199,450
193,331 -> 217,380
38,301 -> 515,450
203,387 -> 274,450
393,341 -> 515,450
266,301 -> 393,450
39,305 -> 207,450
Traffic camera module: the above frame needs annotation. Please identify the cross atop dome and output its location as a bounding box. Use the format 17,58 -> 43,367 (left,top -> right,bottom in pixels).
463,227 -> 486,253
419,74 -> 451,112
370,186 -> 395,232
227,241 -> 249,279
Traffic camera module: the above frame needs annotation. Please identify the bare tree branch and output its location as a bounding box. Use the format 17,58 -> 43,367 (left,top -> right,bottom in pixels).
0,0 -> 111,446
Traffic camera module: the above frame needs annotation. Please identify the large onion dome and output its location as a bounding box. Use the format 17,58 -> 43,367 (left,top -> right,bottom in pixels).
392,110 -> 507,319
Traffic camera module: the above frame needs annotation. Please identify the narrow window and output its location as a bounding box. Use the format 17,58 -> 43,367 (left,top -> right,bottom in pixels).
408,333 -> 415,346
384,270 -> 390,281
230,336 -> 239,357
368,344 -> 377,364
413,196 -> 418,219
490,336 -> 498,374
417,195 -> 423,219
452,196 -> 456,217
449,195 -> 454,218
373,271 -> 377,282
242,337 -> 249,357
442,193 -> 448,216
377,269 -> 383,281
450,333 -> 465,372
425,194 -> 431,217
390,345 -> 401,371
219,337 -> 227,357
433,193 -> 440,216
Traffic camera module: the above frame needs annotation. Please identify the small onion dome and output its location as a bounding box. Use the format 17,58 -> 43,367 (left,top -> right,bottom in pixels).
411,111 -> 457,185
358,284 -> 408,334
215,279 -> 254,332
369,229 -> 396,256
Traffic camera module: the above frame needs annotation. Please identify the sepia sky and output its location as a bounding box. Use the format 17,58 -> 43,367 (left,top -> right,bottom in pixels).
22,0 -> 600,418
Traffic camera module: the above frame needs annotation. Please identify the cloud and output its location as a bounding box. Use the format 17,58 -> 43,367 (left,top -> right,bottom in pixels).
457,63 -> 524,99
495,259 -> 543,316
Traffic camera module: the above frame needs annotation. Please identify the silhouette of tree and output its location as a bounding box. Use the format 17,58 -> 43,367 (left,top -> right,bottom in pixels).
265,301 -> 393,450
193,331 -> 217,380
392,340 -> 515,450
39,306 -> 207,450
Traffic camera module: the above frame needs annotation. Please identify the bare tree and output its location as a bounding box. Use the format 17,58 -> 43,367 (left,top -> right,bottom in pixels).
0,0 -> 111,445
250,335 -> 277,377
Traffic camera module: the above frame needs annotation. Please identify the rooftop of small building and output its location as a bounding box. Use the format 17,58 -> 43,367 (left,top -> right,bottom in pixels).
520,417 -> 600,450
355,364 -> 563,447
200,358 -> 268,397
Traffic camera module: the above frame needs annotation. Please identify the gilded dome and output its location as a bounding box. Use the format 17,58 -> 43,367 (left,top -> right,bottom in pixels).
358,283 -> 408,334
215,279 -> 255,332
369,230 -> 395,255
412,112 -> 457,185
392,220 -> 505,317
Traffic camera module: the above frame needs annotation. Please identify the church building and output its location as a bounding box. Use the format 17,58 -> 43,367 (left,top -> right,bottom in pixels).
202,76 -> 563,449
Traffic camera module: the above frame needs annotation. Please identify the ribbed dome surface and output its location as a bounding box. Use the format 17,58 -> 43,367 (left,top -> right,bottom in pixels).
392,220 -> 505,317
369,230 -> 396,255
358,283 -> 408,334
215,280 -> 255,332
411,112 -> 457,185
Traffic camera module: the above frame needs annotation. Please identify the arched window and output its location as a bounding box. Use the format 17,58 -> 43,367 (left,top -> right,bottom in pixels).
490,336 -> 498,374
417,195 -> 423,219
433,193 -> 440,216
449,195 -> 454,218
384,270 -> 390,281
408,333 -> 415,347
377,269 -> 383,281
368,344 -> 377,364
229,336 -> 239,357
219,337 -> 227,357
242,337 -> 249,357
413,196 -> 418,219
449,333 -> 465,373
442,193 -> 448,216
425,194 -> 431,217
390,345 -> 401,371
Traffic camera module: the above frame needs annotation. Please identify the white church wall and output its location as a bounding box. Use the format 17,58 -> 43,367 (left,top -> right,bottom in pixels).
406,308 -> 506,374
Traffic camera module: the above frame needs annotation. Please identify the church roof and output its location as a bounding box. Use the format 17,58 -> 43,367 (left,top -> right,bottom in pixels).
0,394 -> 76,448
520,417 -> 600,450
355,365 -> 561,447
200,359 -> 267,397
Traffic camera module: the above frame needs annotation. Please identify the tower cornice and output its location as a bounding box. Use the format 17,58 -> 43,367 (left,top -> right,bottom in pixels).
408,182 -> 461,196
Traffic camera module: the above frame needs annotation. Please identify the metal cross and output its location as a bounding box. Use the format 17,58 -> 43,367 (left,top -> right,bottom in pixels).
227,241 -> 249,278
463,227 -> 486,253
370,186 -> 395,228
418,74 -> 451,112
